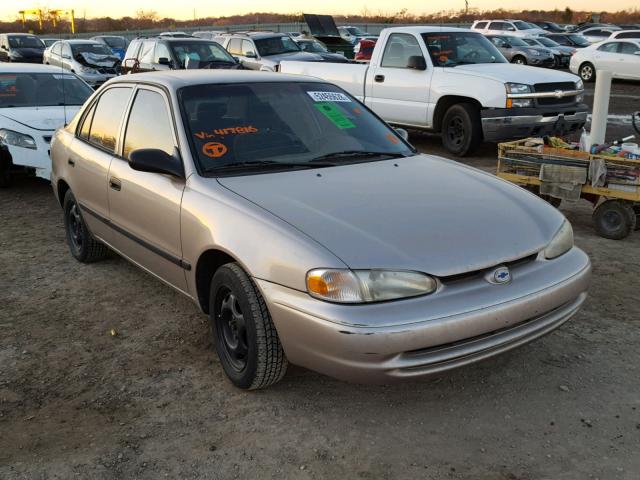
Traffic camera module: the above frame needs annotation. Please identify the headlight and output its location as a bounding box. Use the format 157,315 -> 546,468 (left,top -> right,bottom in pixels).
306,269 -> 437,303
505,83 -> 532,95
575,79 -> 584,90
544,221 -> 574,259
528,49 -> 541,56
0,129 -> 37,150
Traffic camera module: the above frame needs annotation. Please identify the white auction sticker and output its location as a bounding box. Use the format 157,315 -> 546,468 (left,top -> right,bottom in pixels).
307,91 -> 352,103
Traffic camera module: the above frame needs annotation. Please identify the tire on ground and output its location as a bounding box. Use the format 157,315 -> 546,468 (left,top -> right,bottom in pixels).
592,200 -> 636,240
441,103 -> 482,157
63,190 -> 109,262
209,263 -> 287,390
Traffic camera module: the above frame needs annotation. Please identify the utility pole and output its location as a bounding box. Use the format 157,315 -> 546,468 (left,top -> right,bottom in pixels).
465,0 -> 469,14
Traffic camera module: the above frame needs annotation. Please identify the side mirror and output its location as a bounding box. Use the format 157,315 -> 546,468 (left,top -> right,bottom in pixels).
158,57 -> 171,65
395,128 -> 409,141
406,55 -> 427,70
129,148 -> 184,178
245,51 -> 257,58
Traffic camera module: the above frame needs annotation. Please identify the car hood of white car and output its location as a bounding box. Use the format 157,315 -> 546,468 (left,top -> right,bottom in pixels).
218,154 -> 566,277
446,63 -> 580,84
0,105 -> 81,131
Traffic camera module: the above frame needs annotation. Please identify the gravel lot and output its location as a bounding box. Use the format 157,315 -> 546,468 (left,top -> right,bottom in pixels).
1,79 -> 639,479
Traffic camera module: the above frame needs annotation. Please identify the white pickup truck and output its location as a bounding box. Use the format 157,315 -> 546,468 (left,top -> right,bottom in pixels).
281,26 -> 588,156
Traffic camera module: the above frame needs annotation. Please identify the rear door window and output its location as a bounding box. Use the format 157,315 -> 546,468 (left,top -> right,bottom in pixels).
598,43 -> 619,53
241,40 -> 255,56
488,22 -> 504,30
78,102 -> 97,141
619,42 -> 639,54
88,87 -> 133,153
475,22 -> 488,29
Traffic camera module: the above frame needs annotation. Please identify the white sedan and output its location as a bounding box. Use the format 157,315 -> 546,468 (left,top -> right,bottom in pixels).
0,64 -> 93,186
570,39 -> 640,82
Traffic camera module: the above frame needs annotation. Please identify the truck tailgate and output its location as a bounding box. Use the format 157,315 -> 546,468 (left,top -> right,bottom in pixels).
279,61 -> 368,101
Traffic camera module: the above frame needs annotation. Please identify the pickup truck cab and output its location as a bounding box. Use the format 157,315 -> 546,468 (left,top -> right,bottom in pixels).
281,27 -> 588,156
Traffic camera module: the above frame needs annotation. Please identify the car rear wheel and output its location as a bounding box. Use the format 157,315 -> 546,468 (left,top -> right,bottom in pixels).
209,263 -> 287,390
592,200 -> 636,239
441,103 -> 482,157
512,56 -> 527,65
579,62 -> 596,82
63,190 -> 109,262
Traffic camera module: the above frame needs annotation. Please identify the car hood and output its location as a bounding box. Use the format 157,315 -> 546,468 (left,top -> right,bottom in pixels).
218,155 -> 565,277
0,106 -> 81,131
446,63 -> 579,84
265,51 -> 324,63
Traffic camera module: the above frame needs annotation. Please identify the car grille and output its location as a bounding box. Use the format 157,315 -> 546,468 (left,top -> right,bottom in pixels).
439,253 -> 538,285
534,82 -> 578,107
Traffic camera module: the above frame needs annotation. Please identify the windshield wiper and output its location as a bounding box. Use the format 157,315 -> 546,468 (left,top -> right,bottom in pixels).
204,159 -> 339,174
309,150 -> 409,162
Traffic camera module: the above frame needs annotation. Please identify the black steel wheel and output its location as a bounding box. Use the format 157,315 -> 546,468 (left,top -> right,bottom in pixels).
441,103 -> 482,157
209,263 -> 287,390
593,200 -> 636,240
63,190 -> 109,262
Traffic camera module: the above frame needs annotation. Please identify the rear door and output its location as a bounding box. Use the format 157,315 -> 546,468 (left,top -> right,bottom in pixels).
617,42 -> 640,79
69,86 -> 133,244
366,33 -> 432,127
107,86 -> 187,291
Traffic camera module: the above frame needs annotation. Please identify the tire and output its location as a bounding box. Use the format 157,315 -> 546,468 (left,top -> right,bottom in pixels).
209,263 -> 287,390
0,149 -> 11,188
512,56 -> 527,65
592,200 -> 636,240
633,205 -> 640,231
63,190 -> 109,262
579,62 -> 596,82
441,103 -> 482,157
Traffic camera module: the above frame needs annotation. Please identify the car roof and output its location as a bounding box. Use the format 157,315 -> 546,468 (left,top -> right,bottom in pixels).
108,70 -> 324,90
3,32 -> 40,36
226,31 -> 286,39
383,26 -> 476,34
0,63 -> 78,74
59,39 -> 101,44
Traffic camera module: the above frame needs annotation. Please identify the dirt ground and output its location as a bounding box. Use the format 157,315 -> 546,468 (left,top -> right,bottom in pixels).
1,80 -> 640,480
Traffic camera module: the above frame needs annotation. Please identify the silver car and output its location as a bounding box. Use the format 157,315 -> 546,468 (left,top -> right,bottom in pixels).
50,71 -> 591,389
44,39 -> 119,88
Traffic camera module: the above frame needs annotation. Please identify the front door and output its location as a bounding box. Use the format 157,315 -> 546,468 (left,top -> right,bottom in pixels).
107,86 -> 187,292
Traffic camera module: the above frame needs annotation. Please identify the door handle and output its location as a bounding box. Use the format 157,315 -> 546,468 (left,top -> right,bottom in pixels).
374,74 -> 385,83
109,177 -> 122,191
68,158 -> 75,167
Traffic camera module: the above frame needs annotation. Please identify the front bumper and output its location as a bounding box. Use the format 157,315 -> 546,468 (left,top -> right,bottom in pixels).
257,247 -> 591,383
481,104 -> 588,142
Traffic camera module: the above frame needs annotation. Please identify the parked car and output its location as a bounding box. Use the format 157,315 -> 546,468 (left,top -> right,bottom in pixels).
487,35 -> 556,67
40,38 -> 60,48
570,39 -> 640,82
544,33 -> 591,48
281,27 -> 587,156
0,64 -> 93,184
218,32 -> 323,71
192,31 -> 226,40
521,37 -> 574,68
617,24 -> 640,30
568,22 -> 615,33
609,30 -> 640,40
531,21 -> 566,33
471,19 -> 545,37
0,33 -> 45,63
50,70 -> 591,389
44,40 -> 120,88
122,37 -> 241,74
579,26 -> 621,43
294,38 -> 349,62
90,35 -> 129,60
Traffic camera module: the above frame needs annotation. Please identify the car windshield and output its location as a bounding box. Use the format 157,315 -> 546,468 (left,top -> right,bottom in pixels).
536,37 -> 560,47
8,36 -> 44,49
506,37 -> 529,47
180,81 -> 414,176
254,36 -> 300,56
102,36 -> 127,49
71,43 -> 113,56
523,38 -> 542,47
422,32 -> 506,66
171,41 -> 236,66
513,21 -> 535,30
298,40 -> 327,53
569,35 -> 591,46
0,73 -> 93,108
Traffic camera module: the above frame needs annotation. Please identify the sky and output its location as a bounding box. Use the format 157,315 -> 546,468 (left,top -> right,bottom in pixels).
3,0 -> 638,22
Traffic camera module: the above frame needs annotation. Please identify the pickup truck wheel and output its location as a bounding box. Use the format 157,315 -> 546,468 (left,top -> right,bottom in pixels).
209,263 -> 287,390
512,56 -> 527,65
442,103 -> 482,157
592,200 -> 636,240
63,190 -> 109,262
579,62 -> 595,82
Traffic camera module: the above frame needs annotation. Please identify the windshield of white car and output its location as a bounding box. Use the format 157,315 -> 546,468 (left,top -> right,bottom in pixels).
254,36 -> 300,56
102,36 -> 127,49
0,73 -> 93,108
170,42 -> 236,66
423,32 -> 507,66
8,36 -> 44,49
71,43 -> 114,56
179,82 -> 414,177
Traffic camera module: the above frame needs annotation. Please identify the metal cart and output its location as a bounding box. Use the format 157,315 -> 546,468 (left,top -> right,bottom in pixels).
497,139 -> 640,240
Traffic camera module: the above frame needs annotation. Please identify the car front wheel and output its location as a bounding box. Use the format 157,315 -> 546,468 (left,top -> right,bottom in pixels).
441,103 -> 482,157
209,263 -> 287,390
